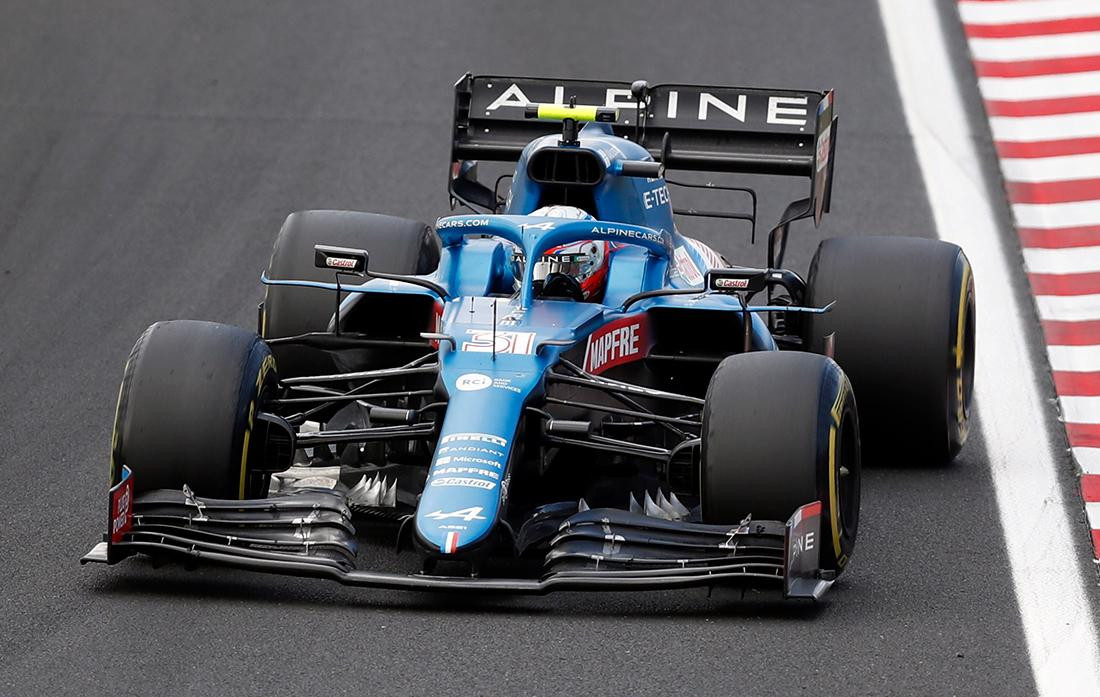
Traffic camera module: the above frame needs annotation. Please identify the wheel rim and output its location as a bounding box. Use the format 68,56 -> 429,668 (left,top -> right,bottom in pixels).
961,289 -> 976,417
837,408 -> 860,541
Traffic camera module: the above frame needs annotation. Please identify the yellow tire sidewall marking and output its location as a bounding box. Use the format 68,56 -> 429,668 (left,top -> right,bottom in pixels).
238,353 -> 276,499
954,259 -> 972,434
107,365 -> 129,486
828,375 -> 848,567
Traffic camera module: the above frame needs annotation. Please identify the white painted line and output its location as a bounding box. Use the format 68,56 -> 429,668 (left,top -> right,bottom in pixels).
979,71 -> 1100,101
1048,345 -> 1100,372
879,2 -> 1100,693
970,31 -> 1100,62
1073,447 -> 1100,474
1088,502 -> 1100,528
1024,245 -> 1100,274
960,1 -> 1100,25
1060,396 -> 1100,423
1014,200 -> 1100,229
1003,153 -> 1100,183
1037,294 -> 1100,321
990,111 -> 1100,142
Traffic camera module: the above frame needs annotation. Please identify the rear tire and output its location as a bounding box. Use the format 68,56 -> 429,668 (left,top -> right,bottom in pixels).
262,210 -> 439,377
701,352 -> 860,574
804,236 -> 974,464
108,320 -> 276,499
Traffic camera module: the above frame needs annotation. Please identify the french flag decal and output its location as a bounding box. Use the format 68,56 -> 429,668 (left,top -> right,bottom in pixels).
442,531 -> 460,554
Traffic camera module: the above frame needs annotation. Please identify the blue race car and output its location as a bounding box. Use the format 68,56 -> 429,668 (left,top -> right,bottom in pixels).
84,75 -> 975,600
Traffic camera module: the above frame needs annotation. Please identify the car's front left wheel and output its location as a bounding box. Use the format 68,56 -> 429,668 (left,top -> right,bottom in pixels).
108,320 -> 278,498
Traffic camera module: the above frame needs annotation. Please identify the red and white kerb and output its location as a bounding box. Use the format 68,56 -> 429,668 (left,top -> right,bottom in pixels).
958,0 -> 1100,560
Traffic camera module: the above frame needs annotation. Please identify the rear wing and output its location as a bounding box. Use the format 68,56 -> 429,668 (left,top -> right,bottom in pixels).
451,74 -> 837,224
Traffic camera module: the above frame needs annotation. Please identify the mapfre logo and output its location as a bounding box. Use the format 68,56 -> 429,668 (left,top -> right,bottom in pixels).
583,315 -> 653,375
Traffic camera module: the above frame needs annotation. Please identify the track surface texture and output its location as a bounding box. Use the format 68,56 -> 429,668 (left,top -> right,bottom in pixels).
0,1 -> 1093,696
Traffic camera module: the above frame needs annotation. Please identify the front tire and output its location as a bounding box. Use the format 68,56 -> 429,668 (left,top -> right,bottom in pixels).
108,320 -> 276,498
701,352 -> 860,574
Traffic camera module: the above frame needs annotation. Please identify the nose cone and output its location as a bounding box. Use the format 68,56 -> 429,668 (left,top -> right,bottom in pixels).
414,367 -> 537,555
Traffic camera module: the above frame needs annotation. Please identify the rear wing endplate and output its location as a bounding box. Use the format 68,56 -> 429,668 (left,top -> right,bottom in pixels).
451,74 -> 837,224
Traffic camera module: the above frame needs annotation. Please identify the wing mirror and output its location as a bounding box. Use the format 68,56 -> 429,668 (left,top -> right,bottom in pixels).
707,267 -> 768,295
450,160 -> 501,212
314,245 -> 368,276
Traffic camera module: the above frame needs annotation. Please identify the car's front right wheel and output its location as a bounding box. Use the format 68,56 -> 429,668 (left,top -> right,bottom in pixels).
701,351 -> 861,575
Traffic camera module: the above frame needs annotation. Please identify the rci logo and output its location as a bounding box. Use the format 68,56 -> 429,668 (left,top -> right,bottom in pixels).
455,373 -> 492,392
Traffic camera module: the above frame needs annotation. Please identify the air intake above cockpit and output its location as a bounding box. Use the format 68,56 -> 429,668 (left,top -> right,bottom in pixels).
527,148 -> 604,187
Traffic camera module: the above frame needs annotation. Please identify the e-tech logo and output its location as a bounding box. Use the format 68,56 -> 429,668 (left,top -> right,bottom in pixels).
590,225 -> 663,244
584,315 -> 653,374
642,185 -> 670,210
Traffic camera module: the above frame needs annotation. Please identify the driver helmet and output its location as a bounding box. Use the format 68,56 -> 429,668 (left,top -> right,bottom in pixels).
514,206 -> 611,300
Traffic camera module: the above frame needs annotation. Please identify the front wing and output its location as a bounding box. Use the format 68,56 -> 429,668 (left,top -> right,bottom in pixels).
83,469 -> 834,600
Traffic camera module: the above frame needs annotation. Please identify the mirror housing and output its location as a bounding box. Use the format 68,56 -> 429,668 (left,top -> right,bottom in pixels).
314,245 -> 368,276
450,160 -> 500,212
707,267 -> 768,294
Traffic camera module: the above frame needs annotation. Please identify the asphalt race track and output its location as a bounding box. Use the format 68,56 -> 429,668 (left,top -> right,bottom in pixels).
0,1 -> 1096,695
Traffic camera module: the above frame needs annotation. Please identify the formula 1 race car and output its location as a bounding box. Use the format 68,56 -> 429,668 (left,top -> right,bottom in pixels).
83,75 -> 975,600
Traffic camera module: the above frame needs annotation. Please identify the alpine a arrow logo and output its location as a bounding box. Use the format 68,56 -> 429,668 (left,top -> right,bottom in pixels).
425,507 -> 487,522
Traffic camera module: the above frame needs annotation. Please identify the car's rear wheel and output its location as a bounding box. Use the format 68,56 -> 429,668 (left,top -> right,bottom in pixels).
262,210 -> 439,377
108,320 -> 277,499
803,236 -> 974,464
701,352 -> 860,574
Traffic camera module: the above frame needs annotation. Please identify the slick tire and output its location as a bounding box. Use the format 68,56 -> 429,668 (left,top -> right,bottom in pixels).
803,236 -> 975,464
109,320 -> 277,499
262,210 -> 440,377
701,352 -> 860,574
